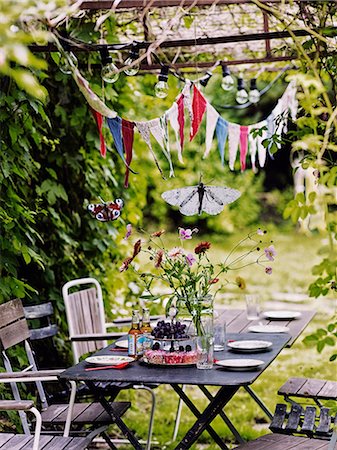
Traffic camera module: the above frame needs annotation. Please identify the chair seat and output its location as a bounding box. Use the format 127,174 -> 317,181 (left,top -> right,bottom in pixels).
41,401 -> 130,425
0,433 -> 89,449
278,377 -> 337,401
234,432 -> 330,449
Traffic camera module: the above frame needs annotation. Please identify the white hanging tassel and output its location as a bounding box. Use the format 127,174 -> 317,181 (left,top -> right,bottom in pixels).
166,103 -> 183,163
228,122 -> 240,170
203,103 -> 219,158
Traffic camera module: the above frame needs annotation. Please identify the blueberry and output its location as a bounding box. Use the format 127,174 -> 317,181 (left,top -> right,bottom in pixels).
179,345 -> 184,352
185,345 -> 192,352
152,342 -> 160,350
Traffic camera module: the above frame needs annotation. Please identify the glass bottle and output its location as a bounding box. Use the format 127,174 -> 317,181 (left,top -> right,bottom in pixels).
128,310 -> 142,358
140,307 -> 152,351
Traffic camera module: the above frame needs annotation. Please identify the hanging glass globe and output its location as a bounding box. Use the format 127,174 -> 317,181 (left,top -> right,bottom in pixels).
101,62 -> 119,83
59,52 -> 78,75
236,89 -> 249,104
154,80 -> 169,98
221,65 -> 234,91
249,79 -> 260,103
124,57 -> 140,76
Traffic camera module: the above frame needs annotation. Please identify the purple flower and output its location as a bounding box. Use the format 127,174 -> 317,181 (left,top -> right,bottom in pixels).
124,223 -> 132,240
257,228 -> 264,236
265,266 -> 273,275
168,247 -> 184,258
179,227 -> 198,240
185,253 -> 196,267
264,245 -> 276,261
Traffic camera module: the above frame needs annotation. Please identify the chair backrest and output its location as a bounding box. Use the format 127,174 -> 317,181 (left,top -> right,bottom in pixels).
0,299 -> 49,433
24,302 -> 58,341
62,278 -> 108,363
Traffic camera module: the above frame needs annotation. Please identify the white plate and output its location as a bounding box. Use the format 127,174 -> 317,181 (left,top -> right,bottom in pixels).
248,325 -> 289,333
262,310 -> 302,320
85,355 -> 134,366
215,358 -> 264,371
227,340 -> 273,352
115,339 -> 128,349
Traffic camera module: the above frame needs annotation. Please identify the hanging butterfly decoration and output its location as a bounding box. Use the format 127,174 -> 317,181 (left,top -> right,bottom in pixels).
88,198 -> 123,222
161,182 -> 241,216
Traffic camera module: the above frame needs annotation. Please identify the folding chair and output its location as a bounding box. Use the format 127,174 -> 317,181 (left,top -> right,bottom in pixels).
0,299 -> 130,449
62,277 -> 156,450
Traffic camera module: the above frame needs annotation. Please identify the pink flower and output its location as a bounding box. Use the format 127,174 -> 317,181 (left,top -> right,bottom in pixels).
209,278 -> 219,284
185,253 -> 196,267
264,245 -> 276,261
265,266 -> 273,275
119,257 -> 133,272
179,227 -> 198,240
124,223 -> 132,240
168,247 -> 184,258
154,250 -> 164,268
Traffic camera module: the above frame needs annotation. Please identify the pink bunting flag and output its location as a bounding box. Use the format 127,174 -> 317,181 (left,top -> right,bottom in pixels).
122,119 -> 134,188
176,94 -> 185,153
190,85 -> 207,141
91,108 -> 106,158
239,125 -> 249,171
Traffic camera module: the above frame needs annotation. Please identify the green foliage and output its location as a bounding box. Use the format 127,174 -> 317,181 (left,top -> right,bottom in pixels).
303,320 -> 337,362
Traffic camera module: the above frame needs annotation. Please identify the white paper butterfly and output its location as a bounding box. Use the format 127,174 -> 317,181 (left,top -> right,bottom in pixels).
161,182 -> 241,216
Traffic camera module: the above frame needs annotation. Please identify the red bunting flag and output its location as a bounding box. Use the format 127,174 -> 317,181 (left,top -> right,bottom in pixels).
176,94 -> 185,152
190,85 -> 207,141
91,108 -> 106,158
122,119 -> 135,188
239,125 -> 249,171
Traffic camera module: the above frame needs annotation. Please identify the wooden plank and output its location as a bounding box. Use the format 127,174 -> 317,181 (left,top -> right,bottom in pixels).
29,324 -> 58,340
0,299 -> 25,328
40,404 -> 68,422
63,437 -> 90,450
298,379 -> 327,398
0,400 -> 34,411
20,435 -> 54,449
0,434 -> 15,446
0,318 -> 30,350
287,438 -> 329,449
317,380 -> 337,400
2,435 -> 33,449
23,303 -> 53,319
94,401 -> 130,423
39,436 -> 74,450
285,404 -> 303,432
225,310 -> 250,333
302,406 -> 317,433
234,433 -> 324,450
278,377 -> 307,396
270,404 -> 287,432
316,408 -> 331,436
49,402 -> 92,423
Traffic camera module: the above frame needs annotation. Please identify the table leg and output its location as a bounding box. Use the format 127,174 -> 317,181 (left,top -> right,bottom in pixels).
172,384 -> 239,450
198,385 -> 245,444
86,381 -> 144,450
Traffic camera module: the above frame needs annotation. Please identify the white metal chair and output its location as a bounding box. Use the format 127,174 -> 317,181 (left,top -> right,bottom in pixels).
62,277 -> 156,450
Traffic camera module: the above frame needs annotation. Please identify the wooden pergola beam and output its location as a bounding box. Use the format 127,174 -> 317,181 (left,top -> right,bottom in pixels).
30,27 -> 337,53
80,0 -> 326,9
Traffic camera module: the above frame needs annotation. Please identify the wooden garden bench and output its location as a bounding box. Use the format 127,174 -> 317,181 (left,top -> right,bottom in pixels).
278,377 -> 337,407
234,402 -> 336,450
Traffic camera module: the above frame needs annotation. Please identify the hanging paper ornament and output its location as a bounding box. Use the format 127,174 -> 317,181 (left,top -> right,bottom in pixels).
215,117 -> 229,166
228,122 -> 240,170
190,85 -> 207,141
166,103 -> 183,163
135,121 -> 165,179
161,182 -> 241,216
91,109 -> 106,158
121,119 -> 135,188
149,117 -> 174,177
239,125 -> 249,171
203,103 -> 219,158
88,198 -> 123,222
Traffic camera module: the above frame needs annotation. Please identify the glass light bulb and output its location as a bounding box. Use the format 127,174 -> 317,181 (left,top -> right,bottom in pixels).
101,62 -> 119,83
249,89 -> 261,104
59,52 -> 78,75
154,80 -> 168,98
236,88 -> 249,105
221,74 -> 234,91
124,57 -> 140,76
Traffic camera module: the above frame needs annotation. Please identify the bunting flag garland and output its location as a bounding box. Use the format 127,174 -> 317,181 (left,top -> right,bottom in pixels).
91,109 -> 106,158
215,117 -> 229,166
239,126 -> 249,171
204,103 -> 220,158
228,122 -> 241,170
75,60 -> 298,186
190,85 -> 207,141
121,119 -> 135,188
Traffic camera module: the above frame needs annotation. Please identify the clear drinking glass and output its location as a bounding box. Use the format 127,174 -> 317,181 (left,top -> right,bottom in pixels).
196,334 -> 214,369
214,318 -> 226,352
245,294 -> 260,320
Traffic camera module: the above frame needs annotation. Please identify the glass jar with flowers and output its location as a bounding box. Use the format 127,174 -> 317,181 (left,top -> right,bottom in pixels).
119,226 -> 276,338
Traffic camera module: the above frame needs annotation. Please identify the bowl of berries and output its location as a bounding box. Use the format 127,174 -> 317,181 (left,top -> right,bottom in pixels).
143,320 -> 198,366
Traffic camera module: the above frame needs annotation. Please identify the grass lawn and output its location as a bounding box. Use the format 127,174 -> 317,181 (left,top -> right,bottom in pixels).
112,227 -> 336,449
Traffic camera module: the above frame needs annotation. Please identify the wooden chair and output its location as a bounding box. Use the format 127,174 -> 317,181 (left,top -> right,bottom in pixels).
0,299 -> 130,449
62,277 -> 156,450
278,377 -> 337,408
0,399 -> 98,450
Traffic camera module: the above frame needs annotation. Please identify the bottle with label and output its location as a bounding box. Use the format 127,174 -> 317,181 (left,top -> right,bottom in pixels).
128,310 -> 142,358
140,307 -> 153,351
